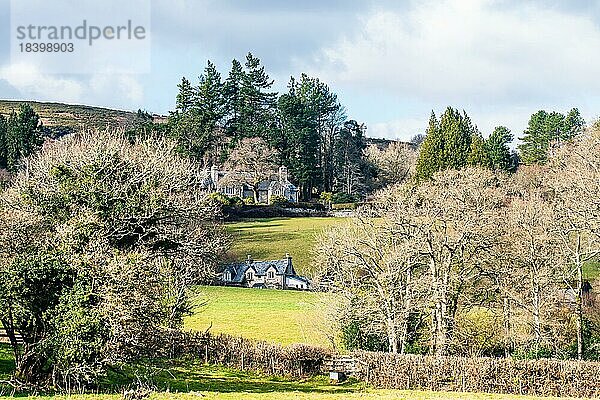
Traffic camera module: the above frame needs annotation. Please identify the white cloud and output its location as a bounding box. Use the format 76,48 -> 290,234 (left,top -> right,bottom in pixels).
0,63 -> 84,102
368,118 -> 427,142
89,74 -> 144,104
0,63 -> 145,108
308,0 -> 600,104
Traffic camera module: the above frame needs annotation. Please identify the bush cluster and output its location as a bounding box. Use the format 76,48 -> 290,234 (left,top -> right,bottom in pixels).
353,351 -> 600,398
168,331 -> 331,377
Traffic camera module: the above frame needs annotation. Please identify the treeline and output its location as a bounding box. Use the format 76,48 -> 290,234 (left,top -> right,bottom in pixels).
162,53 -> 586,201
317,123 -> 600,361
166,53 -> 373,200
415,106 -> 585,180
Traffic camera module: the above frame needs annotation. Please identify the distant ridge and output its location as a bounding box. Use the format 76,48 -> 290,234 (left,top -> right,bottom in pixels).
0,100 -> 167,136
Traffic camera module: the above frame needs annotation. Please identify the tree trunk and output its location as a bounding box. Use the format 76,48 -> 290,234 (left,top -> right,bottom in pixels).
503,296 -> 511,357
428,254 -> 440,355
576,273 -> 584,361
400,268 -> 412,355
387,318 -> 398,353
1,304 -> 22,367
575,237 -> 584,360
436,268 -> 449,356
532,276 -> 541,354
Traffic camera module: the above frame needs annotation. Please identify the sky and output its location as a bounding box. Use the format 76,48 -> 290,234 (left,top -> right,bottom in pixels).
1,0 -> 600,141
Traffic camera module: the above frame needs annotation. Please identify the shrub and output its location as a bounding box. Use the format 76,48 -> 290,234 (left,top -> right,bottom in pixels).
207,192 -> 243,208
229,196 -> 244,207
293,202 -> 325,211
207,192 -> 231,206
353,351 -> 600,398
451,307 -> 504,357
319,192 -> 333,209
269,195 -> 289,207
332,192 -> 357,204
332,202 -> 358,210
341,320 -> 388,352
243,197 -> 255,205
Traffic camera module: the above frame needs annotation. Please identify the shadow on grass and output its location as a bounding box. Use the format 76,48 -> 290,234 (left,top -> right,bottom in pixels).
105,358 -> 360,395
0,344 -> 15,379
1,340 -> 357,397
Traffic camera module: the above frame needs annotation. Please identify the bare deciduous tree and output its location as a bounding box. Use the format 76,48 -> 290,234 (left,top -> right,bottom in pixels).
0,131 -> 229,388
315,189 -> 426,353
317,167 -> 506,356
366,142 -> 417,189
503,167 -> 561,355
222,137 -> 277,202
547,130 -> 600,359
414,168 -> 507,355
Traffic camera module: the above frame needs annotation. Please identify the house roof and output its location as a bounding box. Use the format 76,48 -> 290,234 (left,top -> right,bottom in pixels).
223,259 -> 293,283
200,166 -> 298,193
268,180 -> 298,192
286,275 -> 310,285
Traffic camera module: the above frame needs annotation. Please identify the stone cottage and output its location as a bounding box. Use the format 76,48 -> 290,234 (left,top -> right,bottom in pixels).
220,254 -> 310,290
201,165 -> 299,203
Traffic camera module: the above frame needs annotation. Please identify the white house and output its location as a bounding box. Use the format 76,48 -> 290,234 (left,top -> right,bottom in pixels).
220,254 -> 310,290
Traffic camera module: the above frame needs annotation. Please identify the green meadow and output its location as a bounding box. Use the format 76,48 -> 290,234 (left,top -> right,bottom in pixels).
184,286 -> 331,346
225,217 -> 348,276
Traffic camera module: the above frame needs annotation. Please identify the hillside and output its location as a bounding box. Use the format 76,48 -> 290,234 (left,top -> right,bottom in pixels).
225,217 -> 348,276
185,285 -> 332,346
0,100 -> 166,135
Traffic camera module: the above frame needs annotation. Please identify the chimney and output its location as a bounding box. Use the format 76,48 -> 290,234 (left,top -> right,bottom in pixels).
246,254 -> 252,264
285,253 -> 293,274
278,165 -> 288,182
211,165 -> 219,186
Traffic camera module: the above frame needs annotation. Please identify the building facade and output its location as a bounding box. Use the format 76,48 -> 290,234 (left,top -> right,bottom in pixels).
202,165 -> 299,203
220,254 -> 310,290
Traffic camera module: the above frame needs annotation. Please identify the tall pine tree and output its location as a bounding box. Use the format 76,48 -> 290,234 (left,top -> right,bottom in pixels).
518,108 -> 584,165
175,77 -> 195,113
223,59 -> 245,145
238,53 -> 277,140
3,105 -> 43,171
277,78 -> 320,200
486,126 -> 515,172
169,61 -> 225,165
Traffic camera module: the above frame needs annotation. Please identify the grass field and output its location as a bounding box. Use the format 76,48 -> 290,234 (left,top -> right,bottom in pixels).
184,286 -> 331,346
583,261 -> 600,281
225,217 -> 347,276
0,345 -> 582,400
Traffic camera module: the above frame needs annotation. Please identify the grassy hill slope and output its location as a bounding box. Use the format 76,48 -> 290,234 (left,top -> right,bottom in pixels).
0,100 -> 153,133
225,217 -> 348,276
184,286 -> 332,346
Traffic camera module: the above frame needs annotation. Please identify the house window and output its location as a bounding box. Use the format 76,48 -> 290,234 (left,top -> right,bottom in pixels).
268,271 -> 275,279
224,271 -> 231,281
246,271 -> 253,281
